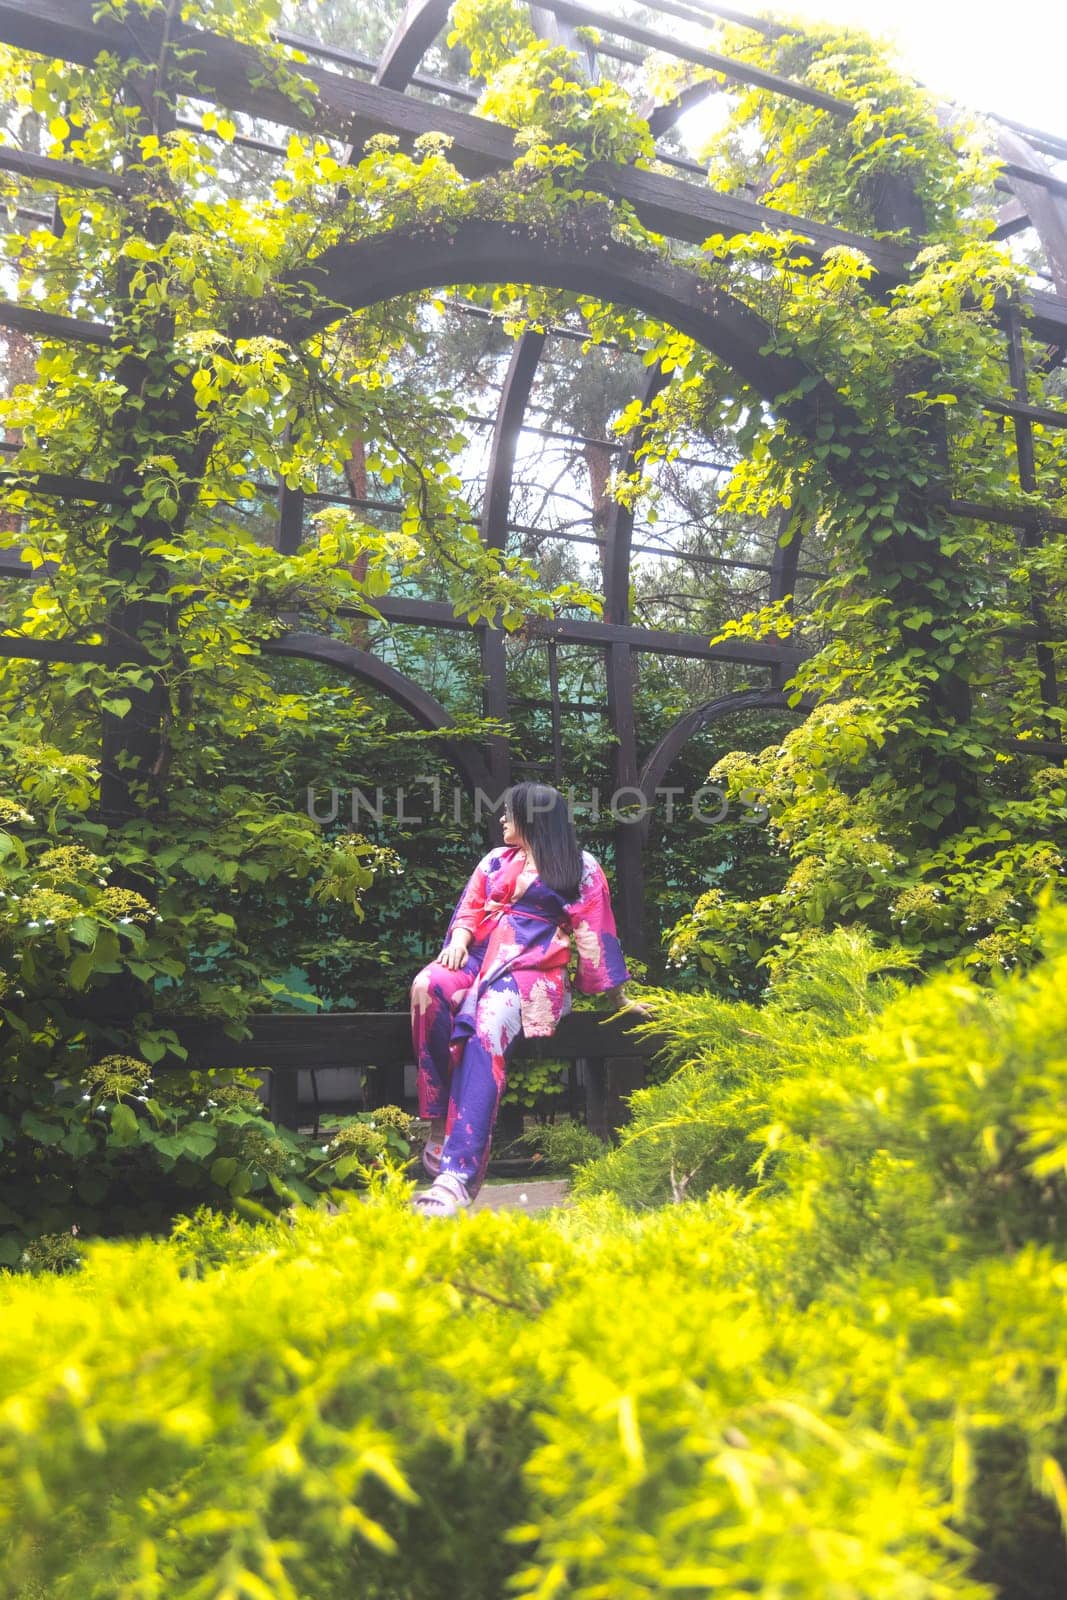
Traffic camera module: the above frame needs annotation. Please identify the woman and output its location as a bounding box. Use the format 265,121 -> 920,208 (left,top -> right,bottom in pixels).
409,782 -> 644,1216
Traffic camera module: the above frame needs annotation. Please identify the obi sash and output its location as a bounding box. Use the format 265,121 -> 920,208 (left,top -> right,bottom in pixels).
449,887 -> 566,1052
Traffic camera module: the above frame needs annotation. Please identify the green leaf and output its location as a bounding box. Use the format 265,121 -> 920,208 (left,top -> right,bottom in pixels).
22,1112 -> 65,1147
69,949 -> 96,989
109,1103 -> 140,1145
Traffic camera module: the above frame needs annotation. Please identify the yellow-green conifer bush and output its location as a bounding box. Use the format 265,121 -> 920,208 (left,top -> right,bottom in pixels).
1,916 -> 1064,1597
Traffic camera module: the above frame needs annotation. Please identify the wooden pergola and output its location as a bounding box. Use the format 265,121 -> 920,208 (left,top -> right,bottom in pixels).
0,0 -> 1065,980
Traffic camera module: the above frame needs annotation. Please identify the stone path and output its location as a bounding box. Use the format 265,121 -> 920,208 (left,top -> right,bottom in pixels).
471,1179 -> 571,1214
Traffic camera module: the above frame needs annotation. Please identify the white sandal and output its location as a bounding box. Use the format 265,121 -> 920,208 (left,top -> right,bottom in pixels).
421,1136 -> 445,1177
411,1172 -> 471,1217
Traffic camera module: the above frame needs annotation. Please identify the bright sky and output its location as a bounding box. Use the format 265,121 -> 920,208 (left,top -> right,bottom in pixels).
764,0 -> 1067,136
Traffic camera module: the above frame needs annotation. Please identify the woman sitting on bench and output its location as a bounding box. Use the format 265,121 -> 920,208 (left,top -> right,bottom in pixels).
408,782 -> 643,1216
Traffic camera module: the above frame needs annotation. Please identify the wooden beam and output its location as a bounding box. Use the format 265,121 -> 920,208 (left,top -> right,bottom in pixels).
477,329 -> 545,805
264,219 -> 851,436
605,637 -> 646,955
604,364 -> 670,625
992,203 -> 1031,242
0,634 -> 108,662
262,627 -> 497,796
0,467 -> 122,502
0,298 -> 112,344
580,159 -> 911,278
642,78 -> 723,138
983,395 -> 1067,432
637,687 -> 801,836
276,479 -> 305,554
373,0 -> 451,91
937,494 -> 1067,536
481,331 -> 545,551
639,0 -> 751,35
1,0 -> 1063,341
663,0 -> 786,37
0,582 -> 801,672
0,144 -> 128,195
1004,303 -> 1058,711
273,25 -> 478,103
998,128 -> 1067,299
370,594 -> 805,665
166,1007 -> 661,1070
1025,288 -> 1067,346
0,0 -> 900,265
532,0 -> 850,115
999,160 -> 1067,204
1005,737 -> 1067,757
990,115 -> 1067,163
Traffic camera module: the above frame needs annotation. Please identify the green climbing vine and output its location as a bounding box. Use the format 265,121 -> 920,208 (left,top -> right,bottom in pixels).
441,2 -> 1066,984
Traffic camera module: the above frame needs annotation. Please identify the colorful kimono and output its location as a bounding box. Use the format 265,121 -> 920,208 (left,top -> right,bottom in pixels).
410,846 -> 630,1195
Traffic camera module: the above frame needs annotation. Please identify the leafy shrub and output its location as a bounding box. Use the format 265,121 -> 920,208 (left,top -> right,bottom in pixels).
501,1054 -> 567,1113
574,925 -> 916,1208
1,913 -> 1065,1599
1,1075 -> 415,1262
13,1230 -> 85,1278
517,1117 -> 604,1173
0,1182 -> 1063,1597
0,740 -> 420,1257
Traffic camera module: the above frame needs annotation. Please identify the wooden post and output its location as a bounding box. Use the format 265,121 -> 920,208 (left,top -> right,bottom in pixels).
268,1069 -> 301,1131
583,1055 -> 608,1141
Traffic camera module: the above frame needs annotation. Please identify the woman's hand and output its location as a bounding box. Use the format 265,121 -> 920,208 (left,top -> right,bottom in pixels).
604,985 -> 653,1020
439,932 -> 472,971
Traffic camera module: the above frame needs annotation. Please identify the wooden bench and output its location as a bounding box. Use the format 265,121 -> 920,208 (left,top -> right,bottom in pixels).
170,1009 -> 665,1140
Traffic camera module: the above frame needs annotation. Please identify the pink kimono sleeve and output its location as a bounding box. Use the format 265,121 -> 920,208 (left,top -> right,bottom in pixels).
566,855 -> 630,995
444,851 -> 494,940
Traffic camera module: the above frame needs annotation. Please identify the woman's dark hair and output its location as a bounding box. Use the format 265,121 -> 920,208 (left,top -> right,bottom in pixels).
503,783 -> 583,901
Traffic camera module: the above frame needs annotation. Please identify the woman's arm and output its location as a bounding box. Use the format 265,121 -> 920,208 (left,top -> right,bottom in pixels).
438,852 -> 492,968
567,856 -> 630,996
443,854 -> 491,941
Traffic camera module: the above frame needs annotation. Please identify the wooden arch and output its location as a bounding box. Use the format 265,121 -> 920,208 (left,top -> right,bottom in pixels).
265,218 -> 847,441
262,631 -> 496,799
636,689 -> 806,841
253,213 -> 865,952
